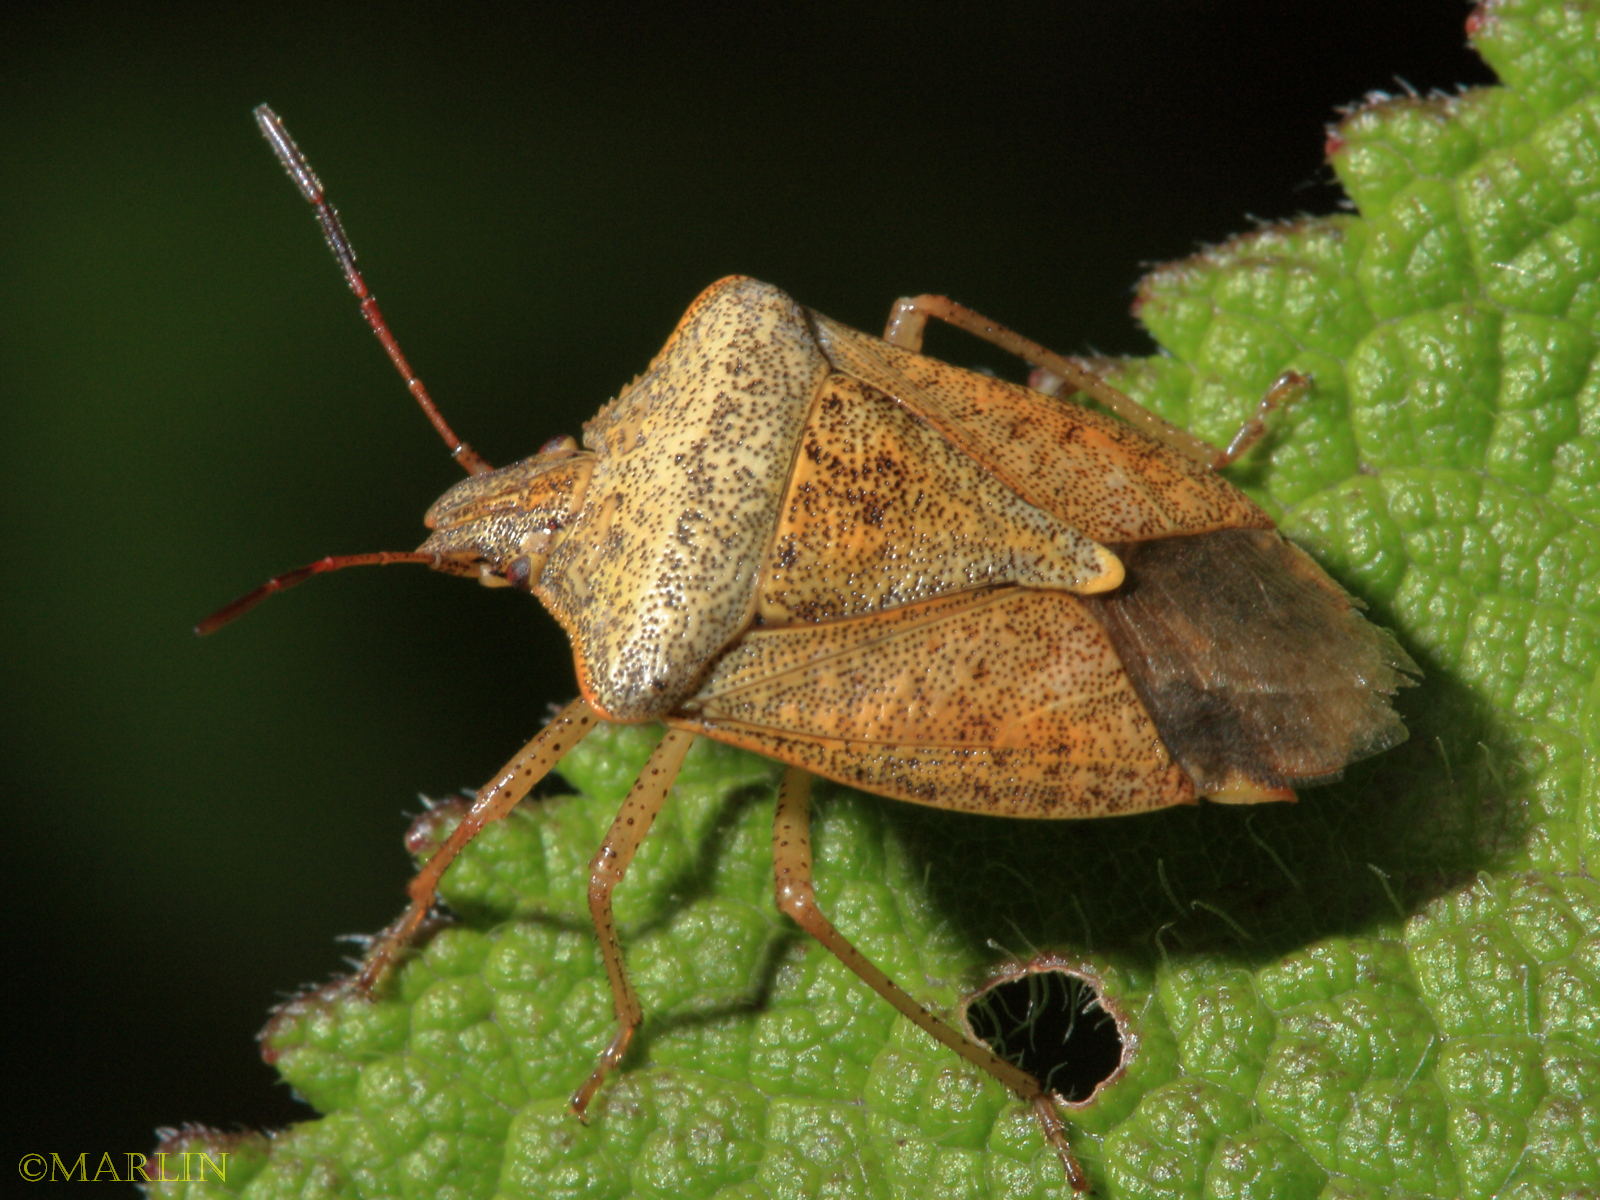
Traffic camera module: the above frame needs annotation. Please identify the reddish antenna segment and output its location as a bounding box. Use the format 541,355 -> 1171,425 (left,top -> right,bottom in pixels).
198,109 -> 497,636
253,104 -> 492,476
195,551 -> 443,635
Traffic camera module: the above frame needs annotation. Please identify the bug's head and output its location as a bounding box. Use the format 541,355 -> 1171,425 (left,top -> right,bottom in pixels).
417,434 -> 595,593
197,435 -> 594,635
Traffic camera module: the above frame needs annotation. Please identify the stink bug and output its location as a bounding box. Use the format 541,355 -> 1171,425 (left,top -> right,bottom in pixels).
205,106 -> 1417,1189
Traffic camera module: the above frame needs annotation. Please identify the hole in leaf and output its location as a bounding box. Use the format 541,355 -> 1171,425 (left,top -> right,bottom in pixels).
964,961 -> 1126,1103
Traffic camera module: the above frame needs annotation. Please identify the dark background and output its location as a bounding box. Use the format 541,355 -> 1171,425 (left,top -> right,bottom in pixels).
5,0 -> 1493,1174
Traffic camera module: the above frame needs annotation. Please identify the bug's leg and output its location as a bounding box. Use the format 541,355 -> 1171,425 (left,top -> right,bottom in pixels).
772,766 -> 1087,1191
568,727 -> 697,1117
1036,363 -> 1308,470
356,698 -> 599,990
885,292 -> 1291,474
1210,369 -> 1309,468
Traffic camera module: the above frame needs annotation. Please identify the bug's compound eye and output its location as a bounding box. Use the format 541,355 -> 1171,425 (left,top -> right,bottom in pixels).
964,959 -> 1129,1105
505,555 -> 533,589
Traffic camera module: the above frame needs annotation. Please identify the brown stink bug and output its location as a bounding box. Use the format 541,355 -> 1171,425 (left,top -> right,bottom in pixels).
203,106 -> 1417,1189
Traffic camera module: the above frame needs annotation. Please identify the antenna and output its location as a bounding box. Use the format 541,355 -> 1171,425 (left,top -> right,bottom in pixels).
199,107 -> 497,635
195,551 -> 446,635
253,104 -> 491,476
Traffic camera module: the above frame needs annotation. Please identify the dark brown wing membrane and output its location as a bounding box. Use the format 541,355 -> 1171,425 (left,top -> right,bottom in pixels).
1085,529 -> 1418,797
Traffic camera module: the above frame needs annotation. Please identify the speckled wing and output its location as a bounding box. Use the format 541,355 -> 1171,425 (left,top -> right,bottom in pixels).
810,313 -> 1274,543
756,370 -> 1123,626
680,587 -> 1194,818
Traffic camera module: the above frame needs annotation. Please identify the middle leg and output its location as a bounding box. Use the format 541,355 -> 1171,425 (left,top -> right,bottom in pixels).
771,765 -> 1086,1190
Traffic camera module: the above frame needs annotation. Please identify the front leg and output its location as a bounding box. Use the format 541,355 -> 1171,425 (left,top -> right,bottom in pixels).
356,698 -> 599,991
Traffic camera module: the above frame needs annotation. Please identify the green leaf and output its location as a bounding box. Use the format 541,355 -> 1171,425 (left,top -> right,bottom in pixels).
153,1 -> 1600,1195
